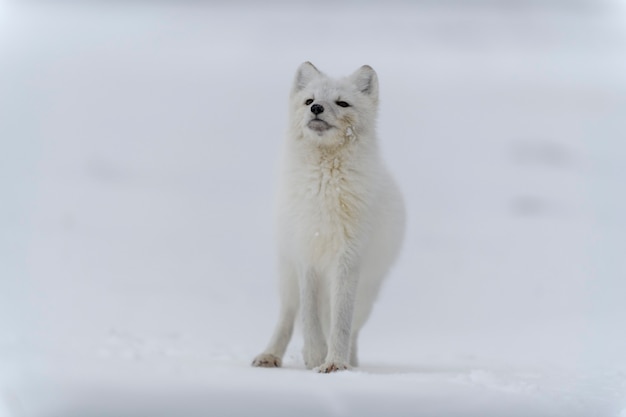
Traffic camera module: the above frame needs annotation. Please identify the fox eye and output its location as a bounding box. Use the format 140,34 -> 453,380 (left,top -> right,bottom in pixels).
305,99 -> 314,105
336,101 -> 350,108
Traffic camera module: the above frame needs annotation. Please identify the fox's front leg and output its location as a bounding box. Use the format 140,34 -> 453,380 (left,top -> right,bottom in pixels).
316,262 -> 358,373
252,260 -> 299,368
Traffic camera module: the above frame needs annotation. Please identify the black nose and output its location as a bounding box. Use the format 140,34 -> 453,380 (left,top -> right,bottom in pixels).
311,104 -> 324,115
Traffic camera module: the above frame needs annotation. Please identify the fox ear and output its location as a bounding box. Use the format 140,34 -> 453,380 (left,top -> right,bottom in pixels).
351,65 -> 378,100
293,61 -> 321,92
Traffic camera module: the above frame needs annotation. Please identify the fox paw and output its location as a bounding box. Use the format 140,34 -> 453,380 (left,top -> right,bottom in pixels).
252,353 -> 282,368
315,362 -> 350,373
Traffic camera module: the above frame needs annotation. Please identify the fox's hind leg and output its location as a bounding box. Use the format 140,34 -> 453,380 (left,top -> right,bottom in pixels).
349,331 -> 359,367
301,267 -> 327,369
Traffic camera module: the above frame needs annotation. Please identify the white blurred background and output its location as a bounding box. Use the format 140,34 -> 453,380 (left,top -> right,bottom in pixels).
1,1 -> 626,416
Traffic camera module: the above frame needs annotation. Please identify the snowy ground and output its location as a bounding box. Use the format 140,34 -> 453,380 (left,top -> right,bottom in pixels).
1,1 -> 626,416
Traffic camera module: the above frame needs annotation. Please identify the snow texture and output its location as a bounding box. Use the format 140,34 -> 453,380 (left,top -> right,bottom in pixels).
1,1 -> 626,416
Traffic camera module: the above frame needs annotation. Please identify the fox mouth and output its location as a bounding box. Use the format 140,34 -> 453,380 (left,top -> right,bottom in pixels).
308,118 -> 333,133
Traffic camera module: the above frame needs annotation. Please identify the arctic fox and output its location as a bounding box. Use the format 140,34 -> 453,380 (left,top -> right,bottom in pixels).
252,62 -> 405,373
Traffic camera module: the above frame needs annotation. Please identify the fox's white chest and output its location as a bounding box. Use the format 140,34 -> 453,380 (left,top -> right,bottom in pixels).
284,154 -> 367,264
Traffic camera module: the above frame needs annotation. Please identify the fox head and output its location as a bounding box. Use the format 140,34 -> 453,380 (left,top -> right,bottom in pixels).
289,62 -> 379,147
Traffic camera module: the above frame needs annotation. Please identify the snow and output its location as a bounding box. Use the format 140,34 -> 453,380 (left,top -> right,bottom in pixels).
1,1 -> 626,416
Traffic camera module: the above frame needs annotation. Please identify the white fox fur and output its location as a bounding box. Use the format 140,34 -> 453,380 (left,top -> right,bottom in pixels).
252,62 -> 405,373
